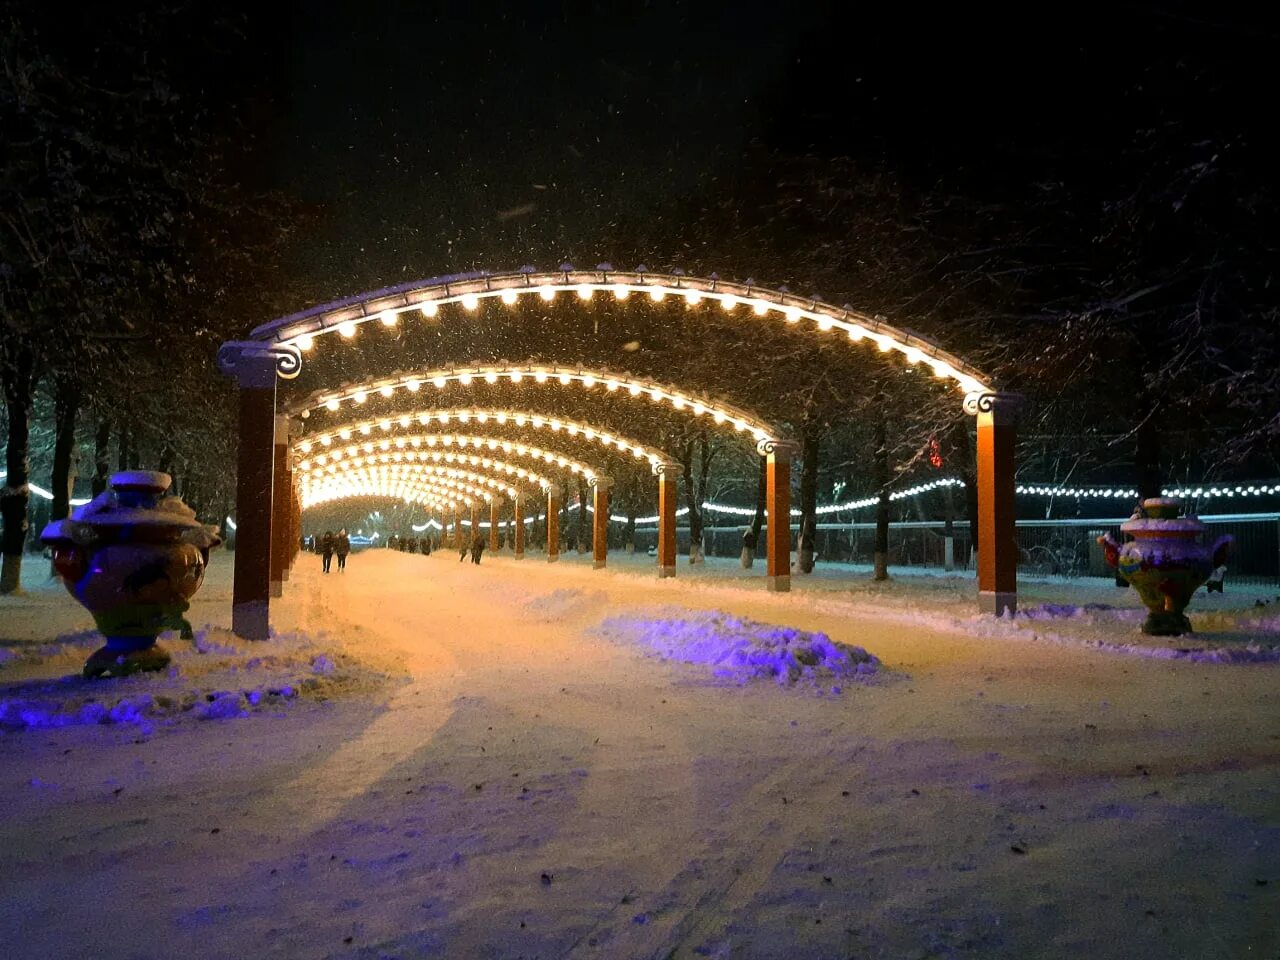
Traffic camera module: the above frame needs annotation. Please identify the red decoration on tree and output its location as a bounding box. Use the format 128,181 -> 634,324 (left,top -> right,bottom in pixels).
927,436 -> 943,469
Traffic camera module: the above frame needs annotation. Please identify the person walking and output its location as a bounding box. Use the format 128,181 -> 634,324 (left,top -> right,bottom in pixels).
471,534 -> 486,565
336,528 -> 351,571
321,530 -> 335,573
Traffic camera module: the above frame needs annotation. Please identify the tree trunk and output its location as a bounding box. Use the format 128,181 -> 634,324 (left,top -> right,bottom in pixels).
797,429 -> 819,574
943,484 -> 956,572
873,405 -> 890,581
92,416 -> 112,495
157,444 -> 175,477
624,500 -> 636,553
1,345 -> 37,594
747,453 -> 762,568
1135,405 -> 1163,501
949,416 -> 979,570
681,441 -> 704,563
50,376 -> 81,524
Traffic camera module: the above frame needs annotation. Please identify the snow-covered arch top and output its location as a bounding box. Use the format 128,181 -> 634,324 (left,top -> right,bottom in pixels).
251,268 -> 993,396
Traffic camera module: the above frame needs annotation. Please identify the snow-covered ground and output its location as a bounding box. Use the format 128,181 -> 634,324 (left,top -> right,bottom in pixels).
1,548 -> 1277,958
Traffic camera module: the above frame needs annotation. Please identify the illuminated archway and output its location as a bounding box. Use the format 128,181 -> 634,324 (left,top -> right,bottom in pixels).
220,266 -> 1017,640
290,362 -> 783,444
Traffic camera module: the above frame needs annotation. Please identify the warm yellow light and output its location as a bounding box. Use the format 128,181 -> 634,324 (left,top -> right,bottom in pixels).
614,285 -> 630,300
459,373 -> 473,385
325,399 -> 340,411
501,289 -> 518,305
461,294 -> 480,311
380,310 -> 397,327
534,370 -> 548,384
720,295 -> 738,311
421,302 -> 438,318
484,372 -> 498,384
379,385 -> 394,397
538,285 -> 556,301
509,370 -> 523,383
297,334 -> 314,351
581,375 -> 596,388
685,291 -> 702,306
649,288 -> 665,302
339,321 -> 357,338
752,300 -> 769,316
406,379 -> 421,392
432,376 -> 447,388
577,285 -> 593,300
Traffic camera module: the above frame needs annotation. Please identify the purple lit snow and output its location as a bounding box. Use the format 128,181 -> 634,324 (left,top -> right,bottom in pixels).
596,609 -> 880,687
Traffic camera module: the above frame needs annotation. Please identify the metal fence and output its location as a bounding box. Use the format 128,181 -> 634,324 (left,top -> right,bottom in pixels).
627,512 -> 1280,585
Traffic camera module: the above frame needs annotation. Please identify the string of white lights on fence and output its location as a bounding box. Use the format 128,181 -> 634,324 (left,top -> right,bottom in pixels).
293,364 -> 779,444
294,411 -> 669,472
258,269 -> 989,396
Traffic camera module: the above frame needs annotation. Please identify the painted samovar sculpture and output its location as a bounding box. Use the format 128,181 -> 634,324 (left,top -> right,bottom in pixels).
1097,497 -> 1231,636
41,471 -> 221,678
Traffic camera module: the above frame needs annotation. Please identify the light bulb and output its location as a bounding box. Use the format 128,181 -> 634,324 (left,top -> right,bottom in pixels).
380,310 -> 397,327
461,294 -> 479,311
501,289 -> 518,305
339,321 -> 357,338
538,285 -> 555,301
614,284 -> 630,300
421,302 -> 438,318
297,334 -> 314,351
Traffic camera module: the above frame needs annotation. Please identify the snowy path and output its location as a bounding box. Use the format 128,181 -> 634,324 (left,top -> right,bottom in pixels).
1,550 -> 1277,958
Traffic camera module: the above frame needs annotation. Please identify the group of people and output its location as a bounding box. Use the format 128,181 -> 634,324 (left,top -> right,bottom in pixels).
318,529 -> 350,573
460,535 -> 486,565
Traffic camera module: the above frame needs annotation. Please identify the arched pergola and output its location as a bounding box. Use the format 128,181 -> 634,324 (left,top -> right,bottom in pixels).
219,268 -> 1017,640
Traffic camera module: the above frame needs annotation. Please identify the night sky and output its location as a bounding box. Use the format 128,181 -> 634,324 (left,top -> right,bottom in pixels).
225,2 -> 1278,306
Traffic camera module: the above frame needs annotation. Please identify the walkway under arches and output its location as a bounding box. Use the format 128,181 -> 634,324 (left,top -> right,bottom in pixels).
219,267 -> 1019,640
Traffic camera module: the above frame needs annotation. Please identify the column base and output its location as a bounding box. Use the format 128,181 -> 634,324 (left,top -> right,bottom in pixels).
658,565 -> 676,579
232,601 -> 270,641
270,581 -> 283,598
767,575 -> 791,593
281,568 -> 290,582
978,590 -> 1017,616
547,555 -> 559,563
593,560 -> 607,570
515,551 -> 525,560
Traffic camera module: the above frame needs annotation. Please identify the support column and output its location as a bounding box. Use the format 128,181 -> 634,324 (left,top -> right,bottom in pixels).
513,492 -> 525,559
590,477 -> 612,569
489,497 -> 500,552
967,392 -> 1022,616
453,506 -> 463,550
270,416 -> 290,596
655,462 -> 680,578
470,501 -> 479,550
216,343 -> 299,641
546,486 -> 561,562
758,439 -> 800,593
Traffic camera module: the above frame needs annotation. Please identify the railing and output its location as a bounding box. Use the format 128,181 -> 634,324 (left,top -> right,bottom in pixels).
624,513 -> 1280,586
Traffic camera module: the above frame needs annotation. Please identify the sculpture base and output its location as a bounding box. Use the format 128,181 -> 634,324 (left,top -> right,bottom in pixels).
84,641 -> 170,679
1142,611 -> 1193,636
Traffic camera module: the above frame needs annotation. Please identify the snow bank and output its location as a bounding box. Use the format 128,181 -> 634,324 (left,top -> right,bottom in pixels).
0,626 -> 391,734
521,588 -> 609,623
596,608 -> 880,689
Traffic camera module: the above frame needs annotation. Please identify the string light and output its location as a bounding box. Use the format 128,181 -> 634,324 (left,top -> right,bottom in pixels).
264,270 -> 991,396
296,364 -> 778,444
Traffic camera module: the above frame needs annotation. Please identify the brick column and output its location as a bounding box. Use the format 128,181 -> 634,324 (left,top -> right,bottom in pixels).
270,416 -> 290,597
655,462 -> 680,578
546,486 -> 561,562
217,341 -> 300,641
513,492 -> 525,559
590,477 -> 612,569
967,392 -> 1022,616
757,439 -> 800,593
489,497 -> 500,552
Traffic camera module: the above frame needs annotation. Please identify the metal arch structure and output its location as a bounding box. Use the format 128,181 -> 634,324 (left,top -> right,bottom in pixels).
297,445 -> 562,492
297,431 -> 603,484
299,463 -> 523,507
293,409 -> 680,475
219,267 -> 1021,640
248,267 -> 993,396
288,361 -> 785,446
